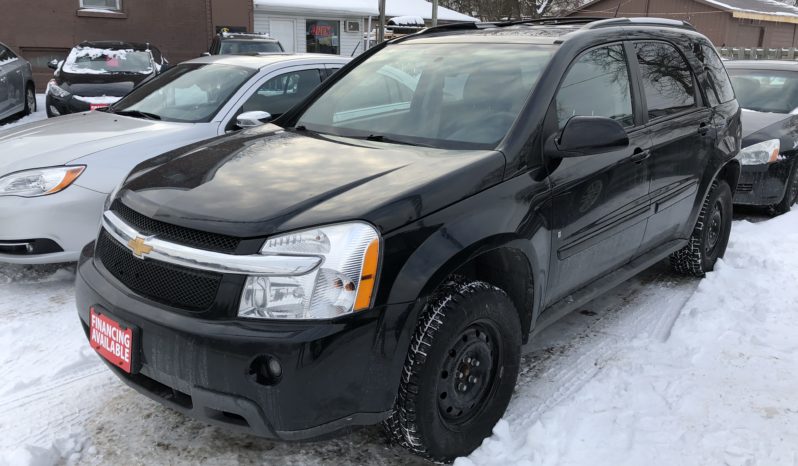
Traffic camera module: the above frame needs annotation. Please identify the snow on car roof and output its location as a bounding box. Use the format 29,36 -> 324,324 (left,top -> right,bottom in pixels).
62,46 -> 154,75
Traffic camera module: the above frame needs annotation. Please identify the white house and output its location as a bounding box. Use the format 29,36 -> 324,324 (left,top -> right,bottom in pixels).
253,0 -> 477,57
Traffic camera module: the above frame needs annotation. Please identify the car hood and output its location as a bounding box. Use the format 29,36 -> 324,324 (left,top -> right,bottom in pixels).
740,110 -> 798,152
118,127 -> 506,237
58,71 -> 150,97
0,111 -> 194,176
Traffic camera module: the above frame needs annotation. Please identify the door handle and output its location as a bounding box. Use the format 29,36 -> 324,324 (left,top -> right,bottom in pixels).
698,122 -> 710,136
630,148 -> 651,164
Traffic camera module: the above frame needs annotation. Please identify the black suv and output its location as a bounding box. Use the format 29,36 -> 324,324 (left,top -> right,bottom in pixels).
76,18 -> 741,462
206,31 -> 283,55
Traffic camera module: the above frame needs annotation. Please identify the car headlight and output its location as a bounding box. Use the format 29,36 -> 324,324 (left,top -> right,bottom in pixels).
239,222 -> 381,320
46,79 -> 70,99
740,139 -> 780,165
0,166 -> 86,197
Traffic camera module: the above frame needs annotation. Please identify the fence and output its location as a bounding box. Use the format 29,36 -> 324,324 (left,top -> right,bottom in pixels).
718,47 -> 798,61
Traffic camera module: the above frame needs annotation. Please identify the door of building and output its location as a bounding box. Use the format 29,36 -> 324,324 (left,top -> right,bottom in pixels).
270,19 -> 296,53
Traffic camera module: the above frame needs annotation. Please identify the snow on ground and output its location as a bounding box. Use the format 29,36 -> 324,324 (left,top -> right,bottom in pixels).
0,95 -> 47,131
0,209 -> 795,465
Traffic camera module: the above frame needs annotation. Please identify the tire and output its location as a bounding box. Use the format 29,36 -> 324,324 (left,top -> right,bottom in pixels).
23,84 -> 36,116
384,278 -> 522,462
772,160 -> 798,216
670,179 -> 733,277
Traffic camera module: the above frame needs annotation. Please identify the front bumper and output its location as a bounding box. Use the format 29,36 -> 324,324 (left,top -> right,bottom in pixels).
46,93 -> 119,116
75,244 -> 416,440
733,159 -> 793,206
0,185 -> 106,264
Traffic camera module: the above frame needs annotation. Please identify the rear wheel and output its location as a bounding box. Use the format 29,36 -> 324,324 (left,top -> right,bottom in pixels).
23,84 -> 36,115
384,278 -> 521,462
772,160 -> 798,215
670,179 -> 733,277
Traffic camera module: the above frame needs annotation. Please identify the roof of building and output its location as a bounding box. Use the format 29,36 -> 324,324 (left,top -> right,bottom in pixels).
575,0 -> 798,24
253,0 -> 477,22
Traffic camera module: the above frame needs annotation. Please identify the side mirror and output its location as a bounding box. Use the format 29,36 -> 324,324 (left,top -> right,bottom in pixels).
545,116 -> 629,158
200,52 -> 211,57
47,59 -> 59,70
237,111 -> 272,128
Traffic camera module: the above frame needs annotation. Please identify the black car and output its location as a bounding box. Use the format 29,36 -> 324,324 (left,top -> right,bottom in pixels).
206,32 -> 283,55
46,41 -> 166,117
76,18 -> 741,462
725,60 -> 798,214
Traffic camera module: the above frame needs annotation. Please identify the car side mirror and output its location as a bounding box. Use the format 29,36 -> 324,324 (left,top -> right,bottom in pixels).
237,111 -> 272,128
47,59 -> 59,70
545,116 -> 629,158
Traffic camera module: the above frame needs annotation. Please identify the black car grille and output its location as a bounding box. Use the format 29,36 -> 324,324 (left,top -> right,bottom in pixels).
95,230 -> 222,311
111,200 -> 240,253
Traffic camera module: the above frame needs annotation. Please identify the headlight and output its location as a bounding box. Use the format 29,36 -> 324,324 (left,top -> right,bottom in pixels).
46,79 -> 70,99
239,223 -> 381,320
0,166 -> 85,197
740,139 -> 780,165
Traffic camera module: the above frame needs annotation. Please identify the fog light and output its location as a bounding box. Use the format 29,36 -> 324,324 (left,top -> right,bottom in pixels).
249,355 -> 282,386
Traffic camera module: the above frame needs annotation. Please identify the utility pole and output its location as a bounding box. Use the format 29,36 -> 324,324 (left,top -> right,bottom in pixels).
378,0 -> 386,43
432,0 -> 439,27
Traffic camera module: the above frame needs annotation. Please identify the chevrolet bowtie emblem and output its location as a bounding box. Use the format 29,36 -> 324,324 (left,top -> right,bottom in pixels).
128,237 -> 153,258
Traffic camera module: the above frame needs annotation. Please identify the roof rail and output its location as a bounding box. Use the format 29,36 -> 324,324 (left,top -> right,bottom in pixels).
584,17 -> 696,31
495,16 -> 611,27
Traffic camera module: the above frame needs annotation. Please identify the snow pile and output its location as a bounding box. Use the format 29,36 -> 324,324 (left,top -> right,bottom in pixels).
704,0 -> 798,17
461,213 -> 798,465
0,95 -> 46,131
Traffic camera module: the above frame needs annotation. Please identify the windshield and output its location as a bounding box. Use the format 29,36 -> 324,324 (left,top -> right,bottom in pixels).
728,69 -> 798,114
111,63 -> 256,123
220,40 -> 283,54
63,47 -> 154,74
296,43 -> 555,149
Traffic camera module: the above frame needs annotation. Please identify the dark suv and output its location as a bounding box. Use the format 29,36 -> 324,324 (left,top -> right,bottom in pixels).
76,18 -> 741,462
206,32 -> 283,55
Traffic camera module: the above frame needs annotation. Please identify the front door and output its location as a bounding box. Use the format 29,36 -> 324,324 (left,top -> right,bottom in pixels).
545,43 -> 652,304
270,19 -> 296,53
632,41 -> 715,249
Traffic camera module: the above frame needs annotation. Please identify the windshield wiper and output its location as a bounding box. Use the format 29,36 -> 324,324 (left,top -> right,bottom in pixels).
113,110 -> 162,120
363,134 -> 431,147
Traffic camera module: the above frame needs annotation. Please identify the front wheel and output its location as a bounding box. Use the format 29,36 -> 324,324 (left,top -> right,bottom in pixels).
670,179 -> 733,277
772,160 -> 798,215
384,278 -> 522,462
23,84 -> 36,116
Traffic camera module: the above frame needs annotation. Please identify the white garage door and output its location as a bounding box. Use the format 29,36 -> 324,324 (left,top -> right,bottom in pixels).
270,19 -> 296,53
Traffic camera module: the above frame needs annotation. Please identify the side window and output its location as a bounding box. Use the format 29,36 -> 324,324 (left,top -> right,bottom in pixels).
555,44 -> 634,129
242,69 -> 322,117
635,42 -> 697,119
699,44 -> 735,106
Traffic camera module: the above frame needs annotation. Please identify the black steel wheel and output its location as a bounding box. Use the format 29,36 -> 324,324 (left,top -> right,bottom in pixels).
670,179 -> 733,277
384,278 -> 522,462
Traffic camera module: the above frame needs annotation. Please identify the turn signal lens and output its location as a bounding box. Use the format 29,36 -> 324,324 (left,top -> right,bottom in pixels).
354,238 -> 380,311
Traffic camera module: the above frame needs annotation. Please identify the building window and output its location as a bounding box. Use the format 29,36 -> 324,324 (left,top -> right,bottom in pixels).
79,0 -> 121,11
306,20 -> 340,55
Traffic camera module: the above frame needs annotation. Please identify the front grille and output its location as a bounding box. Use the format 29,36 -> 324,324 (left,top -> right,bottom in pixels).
111,200 -> 240,253
96,230 -> 222,311
737,183 -> 754,193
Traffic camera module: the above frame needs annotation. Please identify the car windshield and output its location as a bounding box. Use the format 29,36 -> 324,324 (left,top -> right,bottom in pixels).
111,63 -> 256,123
728,69 -> 798,114
63,47 -> 154,75
220,40 -> 282,54
296,43 -> 555,149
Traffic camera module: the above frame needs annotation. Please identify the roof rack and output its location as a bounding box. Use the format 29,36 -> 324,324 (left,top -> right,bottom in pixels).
584,17 -> 696,31
398,15 -> 695,42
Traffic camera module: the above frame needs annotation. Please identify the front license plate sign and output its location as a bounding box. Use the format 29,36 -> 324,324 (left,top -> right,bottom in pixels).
89,307 -> 134,373
90,104 -> 109,111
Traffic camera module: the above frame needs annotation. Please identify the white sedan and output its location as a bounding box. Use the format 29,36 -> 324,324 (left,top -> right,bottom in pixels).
0,53 -> 349,263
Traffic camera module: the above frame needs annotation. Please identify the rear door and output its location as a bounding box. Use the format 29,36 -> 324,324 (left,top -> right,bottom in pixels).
0,45 -> 13,117
633,41 -> 714,249
545,43 -> 652,304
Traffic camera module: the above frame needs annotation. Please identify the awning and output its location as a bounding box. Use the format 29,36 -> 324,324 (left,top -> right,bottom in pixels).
253,0 -> 478,22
